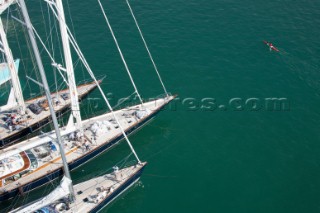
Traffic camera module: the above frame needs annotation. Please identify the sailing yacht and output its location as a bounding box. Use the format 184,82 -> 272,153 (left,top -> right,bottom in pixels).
6,2 -> 147,211
0,96 -> 173,201
0,1 -> 99,147
0,0 -> 175,202
0,81 -> 99,147
9,163 -> 147,213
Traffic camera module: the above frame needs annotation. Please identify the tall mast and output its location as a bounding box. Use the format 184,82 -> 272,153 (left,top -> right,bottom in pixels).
55,0 -> 82,130
0,18 -> 26,114
18,0 -> 75,199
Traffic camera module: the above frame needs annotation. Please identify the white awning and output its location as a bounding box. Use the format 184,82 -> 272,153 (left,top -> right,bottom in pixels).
0,126 -> 76,161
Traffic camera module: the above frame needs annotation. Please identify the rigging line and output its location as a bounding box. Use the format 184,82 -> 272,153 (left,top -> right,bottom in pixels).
39,0 -> 49,41
47,2 -> 141,163
47,3 -> 54,54
19,3 -> 41,89
126,0 -> 169,97
83,154 -> 134,180
47,3 -> 61,97
43,0 -> 68,73
69,31 -> 143,163
112,91 -> 136,110
65,0 -> 84,83
54,13 -> 65,72
5,5 -> 9,33
97,0 -> 143,105
65,0 -> 76,44
48,76 -> 63,91
53,67 -> 58,94
48,3 -> 60,96
19,185 -> 32,207
126,0 -> 168,96
0,45 -> 4,61
44,2 -> 83,86
12,8 -> 31,94
32,17 -> 56,58
73,57 -> 81,71
46,4 -> 92,84
30,25 -> 69,86
16,4 -> 42,95
119,153 -> 133,168
47,1 -> 65,70
47,3 -> 95,88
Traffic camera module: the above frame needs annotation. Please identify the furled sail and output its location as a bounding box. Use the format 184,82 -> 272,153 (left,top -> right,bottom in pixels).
9,176 -> 72,213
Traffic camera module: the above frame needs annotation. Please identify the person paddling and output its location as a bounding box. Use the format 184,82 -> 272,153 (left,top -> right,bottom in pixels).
263,40 -> 279,52
268,42 -> 273,51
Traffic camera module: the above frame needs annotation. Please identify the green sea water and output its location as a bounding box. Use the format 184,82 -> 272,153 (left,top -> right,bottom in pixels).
1,0 -> 320,212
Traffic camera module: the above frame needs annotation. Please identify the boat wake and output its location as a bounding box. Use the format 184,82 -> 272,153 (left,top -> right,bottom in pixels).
279,51 -> 320,95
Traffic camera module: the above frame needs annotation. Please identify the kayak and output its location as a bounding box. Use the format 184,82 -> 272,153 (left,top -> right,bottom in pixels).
263,40 -> 279,52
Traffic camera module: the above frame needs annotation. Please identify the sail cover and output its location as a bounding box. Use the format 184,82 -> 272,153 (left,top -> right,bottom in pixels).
9,176 -> 72,213
0,59 -> 19,86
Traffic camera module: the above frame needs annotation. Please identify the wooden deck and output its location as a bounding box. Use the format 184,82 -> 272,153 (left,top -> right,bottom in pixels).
69,163 -> 146,212
0,81 -> 98,147
9,163 -> 146,213
0,96 -> 174,197
0,152 -> 30,187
